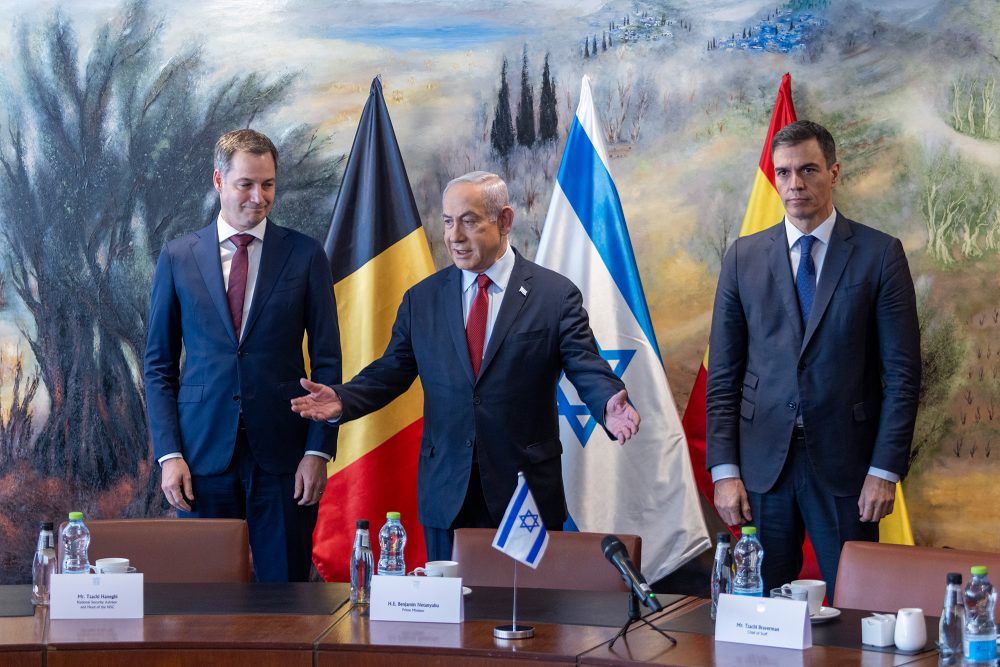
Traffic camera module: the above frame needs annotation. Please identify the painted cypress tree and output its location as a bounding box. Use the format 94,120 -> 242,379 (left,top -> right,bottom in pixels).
602,32 -> 607,51
515,45 -> 535,147
592,35 -> 598,54
490,58 -> 515,157
539,53 -> 558,142
584,39 -> 590,58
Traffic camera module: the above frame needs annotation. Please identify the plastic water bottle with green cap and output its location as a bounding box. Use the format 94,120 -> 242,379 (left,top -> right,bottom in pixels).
60,511 -> 90,574
377,511 -> 407,576
732,525 -> 764,596
963,565 -> 997,666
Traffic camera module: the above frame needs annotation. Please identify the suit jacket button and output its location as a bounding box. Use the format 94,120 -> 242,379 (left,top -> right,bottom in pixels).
787,401 -> 797,410
233,395 -> 240,401
472,395 -> 481,405
465,440 -> 473,448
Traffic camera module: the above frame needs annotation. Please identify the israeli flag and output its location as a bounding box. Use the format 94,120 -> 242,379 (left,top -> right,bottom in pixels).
492,473 -> 549,568
536,76 -> 709,581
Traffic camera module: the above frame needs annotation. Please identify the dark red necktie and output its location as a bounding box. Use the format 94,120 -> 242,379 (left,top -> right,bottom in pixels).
227,234 -> 255,340
466,274 -> 492,377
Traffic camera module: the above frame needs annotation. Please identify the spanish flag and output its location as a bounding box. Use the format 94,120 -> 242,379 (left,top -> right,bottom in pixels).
311,77 -> 434,580
681,73 -> 912,579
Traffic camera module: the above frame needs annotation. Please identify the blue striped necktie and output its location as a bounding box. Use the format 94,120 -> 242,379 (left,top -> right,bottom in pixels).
796,235 -> 817,325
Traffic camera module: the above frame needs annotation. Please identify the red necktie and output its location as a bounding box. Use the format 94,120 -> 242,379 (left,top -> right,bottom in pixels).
466,274 -> 492,377
227,234 -> 255,340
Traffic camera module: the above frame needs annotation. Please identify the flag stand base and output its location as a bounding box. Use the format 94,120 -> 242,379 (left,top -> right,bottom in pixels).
494,624 -> 534,639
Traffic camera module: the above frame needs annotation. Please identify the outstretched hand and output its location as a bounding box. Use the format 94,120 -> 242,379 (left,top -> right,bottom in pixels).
290,378 -> 343,422
604,389 -> 640,445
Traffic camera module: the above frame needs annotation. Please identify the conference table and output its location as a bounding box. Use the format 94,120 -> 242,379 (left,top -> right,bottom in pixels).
0,583 -> 941,666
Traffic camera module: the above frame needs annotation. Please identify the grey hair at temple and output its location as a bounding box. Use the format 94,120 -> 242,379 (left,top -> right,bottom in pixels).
443,171 -> 510,221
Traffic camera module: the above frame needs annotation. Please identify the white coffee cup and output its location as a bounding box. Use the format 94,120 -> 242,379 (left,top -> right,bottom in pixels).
93,557 -> 131,574
410,560 -> 459,577
790,579 -> 826,615
894,607 -> 926,651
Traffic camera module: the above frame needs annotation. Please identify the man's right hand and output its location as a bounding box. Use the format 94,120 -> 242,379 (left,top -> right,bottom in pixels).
291,378 -> 343,421
714,477 -> 752,526
161,458 -> 194,512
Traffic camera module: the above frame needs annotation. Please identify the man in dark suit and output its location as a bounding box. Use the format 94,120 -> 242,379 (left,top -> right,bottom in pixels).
290,171 -> 640,560
706,121 -> 921,596
144,129 -> 341,582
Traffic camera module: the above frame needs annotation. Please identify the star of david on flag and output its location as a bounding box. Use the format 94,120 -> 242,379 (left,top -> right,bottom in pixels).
557,344 -> 635,446
492,472 -> 549,568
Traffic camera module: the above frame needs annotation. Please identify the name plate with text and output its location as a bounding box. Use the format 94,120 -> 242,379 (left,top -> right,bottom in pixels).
715,594 -> 811,650
50,573 -> 144,619
370,575 -> 464,623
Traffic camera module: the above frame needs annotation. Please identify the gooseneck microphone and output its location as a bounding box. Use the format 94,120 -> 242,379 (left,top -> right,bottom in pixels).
601,535 -> 662,612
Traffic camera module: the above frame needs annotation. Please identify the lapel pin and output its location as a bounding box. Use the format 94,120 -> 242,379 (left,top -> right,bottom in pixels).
519,285 -> 528,296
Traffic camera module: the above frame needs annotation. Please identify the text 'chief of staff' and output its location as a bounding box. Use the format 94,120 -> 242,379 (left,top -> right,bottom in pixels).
290,171 -> 640,561
144,129 -> 342,582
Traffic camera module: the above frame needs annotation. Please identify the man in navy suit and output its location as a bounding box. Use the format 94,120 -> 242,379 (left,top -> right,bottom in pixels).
291,171 -> 640,560
706,121 -> 921,597
144,129 -> 341,582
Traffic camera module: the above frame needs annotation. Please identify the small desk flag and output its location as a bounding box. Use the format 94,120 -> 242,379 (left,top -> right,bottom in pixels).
492,473 -> 549,568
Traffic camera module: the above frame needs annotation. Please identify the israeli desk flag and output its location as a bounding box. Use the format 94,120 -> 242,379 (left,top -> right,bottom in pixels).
535,76 -> 709,582
492,473 -> 549,568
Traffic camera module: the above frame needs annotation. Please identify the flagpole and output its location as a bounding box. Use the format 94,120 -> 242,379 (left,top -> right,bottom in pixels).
494,557 -> 534,639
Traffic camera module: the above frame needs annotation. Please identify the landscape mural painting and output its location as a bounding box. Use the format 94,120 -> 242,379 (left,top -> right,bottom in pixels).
0,0 -> 997,583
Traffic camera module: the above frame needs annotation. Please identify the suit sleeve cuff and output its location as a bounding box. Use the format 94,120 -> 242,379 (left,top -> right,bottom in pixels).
305,450 -> 332,461
158,453 -> 184,466
711,464 -> 741,483
867,466 -> 900,483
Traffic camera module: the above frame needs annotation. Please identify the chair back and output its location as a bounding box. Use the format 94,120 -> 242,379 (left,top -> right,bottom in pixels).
56,518 -> 252,583
834,541 -> 1000,620
452,528 -> 641,592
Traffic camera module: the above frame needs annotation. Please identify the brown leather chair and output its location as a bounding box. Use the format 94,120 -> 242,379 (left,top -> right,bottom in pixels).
452,528 -> 641,592
834,541 -> 1000,619
57,518 -> 252,583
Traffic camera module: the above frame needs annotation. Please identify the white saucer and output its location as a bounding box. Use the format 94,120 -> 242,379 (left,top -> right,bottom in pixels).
810,606 -> 840,623
462,586 -> 471,596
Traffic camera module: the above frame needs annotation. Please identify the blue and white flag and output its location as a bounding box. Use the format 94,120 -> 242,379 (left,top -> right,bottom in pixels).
535,76 -> 709,582
492,472 -> 549,568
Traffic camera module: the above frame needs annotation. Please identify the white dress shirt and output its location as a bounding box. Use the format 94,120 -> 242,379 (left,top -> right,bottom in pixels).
711,209 -> 898,485
460,243 -> 515,353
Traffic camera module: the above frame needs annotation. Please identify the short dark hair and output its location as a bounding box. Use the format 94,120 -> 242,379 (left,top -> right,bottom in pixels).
771,120 -> 837,167
214,129 -> 278,176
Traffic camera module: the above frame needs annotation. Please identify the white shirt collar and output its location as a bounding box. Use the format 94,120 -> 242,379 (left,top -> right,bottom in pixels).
217,216 -> 267,244
461,243 -> 514,292
784,208 -> 837,249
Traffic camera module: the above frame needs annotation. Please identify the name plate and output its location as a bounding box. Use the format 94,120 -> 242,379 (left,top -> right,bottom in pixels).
715,594 -> 811,650
50,573 -> 144,619
370,575 -> 464,623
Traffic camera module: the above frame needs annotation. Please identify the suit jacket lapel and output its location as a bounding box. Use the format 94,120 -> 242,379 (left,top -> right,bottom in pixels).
191,223 -> 237,344
478,253 -> 531,382
445,266 -> 476,385
767,224 -> 804,343
802,214 -> 853,352
241,222 -> 292,343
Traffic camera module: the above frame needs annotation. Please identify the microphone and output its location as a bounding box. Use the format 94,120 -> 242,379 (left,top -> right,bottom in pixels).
602,534 -> 662,612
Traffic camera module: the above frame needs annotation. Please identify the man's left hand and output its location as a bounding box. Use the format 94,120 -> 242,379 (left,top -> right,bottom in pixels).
604,389 -> 640,445
858,474 -> 895,522
294,454 -> 328,506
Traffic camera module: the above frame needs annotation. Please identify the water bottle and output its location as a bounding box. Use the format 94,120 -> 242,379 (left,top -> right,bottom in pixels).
710,531 -> 732,619
60,511 -> 91,575
31,521 -> 57,605
377,511 -> 406,576
731,525 -> 764,596
350,519 -> 374,605
938,572 -> 964,663
963,565 -> 998,667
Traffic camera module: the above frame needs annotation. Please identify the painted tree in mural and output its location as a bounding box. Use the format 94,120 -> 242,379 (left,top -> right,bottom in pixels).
490,58 -> 515,158
539,54 -> 558,142
0,1 -> 341,499
516,46 -> 536,147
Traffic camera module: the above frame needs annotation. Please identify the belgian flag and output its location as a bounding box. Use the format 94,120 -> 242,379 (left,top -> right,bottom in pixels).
312,77 -> 434,580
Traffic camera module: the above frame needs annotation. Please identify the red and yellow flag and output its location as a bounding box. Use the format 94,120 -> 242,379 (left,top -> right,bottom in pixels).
312,78 -> 435,580
681,73 -> 912,579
